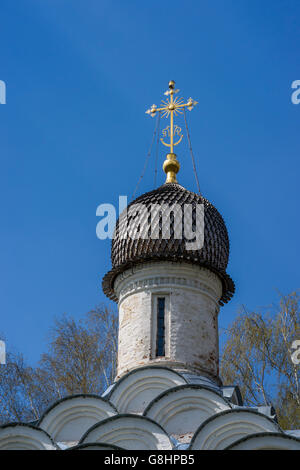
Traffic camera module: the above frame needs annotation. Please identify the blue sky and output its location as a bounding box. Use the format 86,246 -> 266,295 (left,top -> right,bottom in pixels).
0,0 -> 299,364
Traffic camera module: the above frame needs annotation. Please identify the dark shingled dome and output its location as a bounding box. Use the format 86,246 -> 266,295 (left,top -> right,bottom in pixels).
102,183 -> 235,305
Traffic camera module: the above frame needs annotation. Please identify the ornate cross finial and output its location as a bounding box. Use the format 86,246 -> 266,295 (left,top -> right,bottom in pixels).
146,81 -> 197,184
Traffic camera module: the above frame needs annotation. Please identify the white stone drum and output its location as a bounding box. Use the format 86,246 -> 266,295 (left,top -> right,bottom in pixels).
114,261 -> 223,383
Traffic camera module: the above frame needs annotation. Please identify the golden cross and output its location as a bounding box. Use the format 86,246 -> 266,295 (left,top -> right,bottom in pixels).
146,80 -> 198,154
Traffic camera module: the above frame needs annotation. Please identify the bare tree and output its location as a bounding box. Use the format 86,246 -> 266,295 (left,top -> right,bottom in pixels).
220,291 -> 300,429
87,304 -> 118,387
0,349 -> 55,424
1,294 -> 299,429
40,305 -> 118,395
0,304 -> 118,424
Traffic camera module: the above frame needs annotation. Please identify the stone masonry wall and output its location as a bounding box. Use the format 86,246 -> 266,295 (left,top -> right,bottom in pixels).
114,262 -> 223,383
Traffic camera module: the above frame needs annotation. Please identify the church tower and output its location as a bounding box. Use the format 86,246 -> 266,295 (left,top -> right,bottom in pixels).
2,81 -> 297,451
102,81 -> 235,385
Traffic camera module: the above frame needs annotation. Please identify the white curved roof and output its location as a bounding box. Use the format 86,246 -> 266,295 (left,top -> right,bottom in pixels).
79,414 -> 172,450
226,432 -> 300,450
38,394 -> 117,443
144,384 -> 231,442
189,409 -> 282,450
107,366 -> 186,414
69,442 -> 125,450
0,366 -> 299,450
0,424 -> 57,450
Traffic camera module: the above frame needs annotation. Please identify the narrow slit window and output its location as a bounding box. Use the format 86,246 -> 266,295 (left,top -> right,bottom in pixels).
156,297 -> 165,357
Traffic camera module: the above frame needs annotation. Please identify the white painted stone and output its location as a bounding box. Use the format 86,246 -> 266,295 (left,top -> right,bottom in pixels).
114,262 -> 222,381
0,425 -> 56,450
38,395 -> 117,444
80,414 -> 172,450
144,385 -> 230,441
108,366 -> 187,414
227,432 -> 300,450
189,409 -> 281,450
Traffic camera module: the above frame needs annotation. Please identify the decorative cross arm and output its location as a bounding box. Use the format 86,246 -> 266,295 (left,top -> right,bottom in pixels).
146,80 -> 198,153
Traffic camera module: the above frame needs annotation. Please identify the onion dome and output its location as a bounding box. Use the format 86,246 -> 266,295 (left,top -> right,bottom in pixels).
102,81 -> 234,305
102,181 -> 235,305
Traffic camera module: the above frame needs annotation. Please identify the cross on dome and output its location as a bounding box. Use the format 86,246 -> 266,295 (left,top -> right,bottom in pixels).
146,80 -> 198,183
